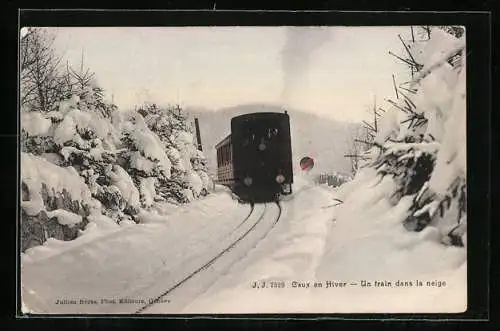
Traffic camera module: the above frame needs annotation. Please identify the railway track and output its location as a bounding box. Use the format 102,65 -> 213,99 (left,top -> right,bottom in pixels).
136,201 -> 282,314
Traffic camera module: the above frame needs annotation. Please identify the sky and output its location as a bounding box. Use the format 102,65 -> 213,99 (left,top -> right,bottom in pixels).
48,26 -> 413,123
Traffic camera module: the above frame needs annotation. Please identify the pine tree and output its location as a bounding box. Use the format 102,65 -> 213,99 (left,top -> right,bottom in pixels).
139,102 -> 212,202
367,26 -> 467,246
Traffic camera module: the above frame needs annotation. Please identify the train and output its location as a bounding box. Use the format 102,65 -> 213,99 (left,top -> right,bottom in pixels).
215,111 -> 294,203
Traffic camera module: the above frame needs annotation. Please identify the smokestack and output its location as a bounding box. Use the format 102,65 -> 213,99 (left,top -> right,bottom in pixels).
194,117 -> 203,151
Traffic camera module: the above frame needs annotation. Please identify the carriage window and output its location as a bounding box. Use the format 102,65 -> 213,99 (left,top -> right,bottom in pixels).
266,127 -> 279,138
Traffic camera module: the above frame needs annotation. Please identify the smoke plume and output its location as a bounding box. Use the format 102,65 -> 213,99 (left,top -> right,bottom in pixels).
280,26 -> 331,107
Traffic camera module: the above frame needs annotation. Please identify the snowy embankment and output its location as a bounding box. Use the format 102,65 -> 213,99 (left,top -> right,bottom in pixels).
22,173 -> 466,314
182,173 -> 466,314
21,185 -> 247,314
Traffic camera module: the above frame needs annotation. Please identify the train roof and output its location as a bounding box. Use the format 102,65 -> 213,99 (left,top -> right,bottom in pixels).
231,111 -> 289,123
215,133 -> 231,149
215,111 -> 289,149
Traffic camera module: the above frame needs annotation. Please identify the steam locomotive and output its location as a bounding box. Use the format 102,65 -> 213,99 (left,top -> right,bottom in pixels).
215,111 -> 294,203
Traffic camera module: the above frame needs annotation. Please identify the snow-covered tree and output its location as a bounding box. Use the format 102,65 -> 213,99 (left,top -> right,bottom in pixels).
112,109 -> 172,207
50,95 -> 141,223
139,103 -> 212,202
20,29 -> 213,251
63,55 -> 118,119
349,27 -> 466,247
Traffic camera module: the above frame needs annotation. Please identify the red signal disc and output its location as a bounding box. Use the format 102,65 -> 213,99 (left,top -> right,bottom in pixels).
300,156 -> 314,171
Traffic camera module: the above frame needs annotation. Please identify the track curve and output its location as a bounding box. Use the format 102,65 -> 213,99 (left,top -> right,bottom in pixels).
137,201 -> 282,314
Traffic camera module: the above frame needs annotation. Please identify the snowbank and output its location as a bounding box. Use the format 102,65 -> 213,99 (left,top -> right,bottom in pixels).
315,167 -> 466,313
21,191 -> 248,314
117,110 -> 172,179
53,108 -> 115,147
129,127 -> 172,178
105,165 -> 141,211
21,112 -> 52,137
139,177 -> 157,208
182,170 -> 465,314
45,209 -> 82,226
21,153 -> 92,215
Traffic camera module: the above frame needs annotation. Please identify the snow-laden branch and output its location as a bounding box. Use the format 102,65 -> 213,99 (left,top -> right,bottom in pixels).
409,39 -> 466,86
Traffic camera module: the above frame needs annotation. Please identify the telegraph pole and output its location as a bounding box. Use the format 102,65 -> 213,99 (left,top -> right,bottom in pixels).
194,118 -> 203,151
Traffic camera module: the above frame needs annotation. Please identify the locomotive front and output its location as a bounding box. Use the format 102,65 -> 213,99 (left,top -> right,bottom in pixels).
230,112 -> 293,203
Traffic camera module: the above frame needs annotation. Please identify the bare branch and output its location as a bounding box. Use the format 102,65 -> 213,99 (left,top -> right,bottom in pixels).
398,85 -> 417,94
362,120 -> 376,132
398,34 -> 423,70
354,138 -> 374,145
392,74 -> 399,99
388,51 -> 416,68
385,98 -> 409,114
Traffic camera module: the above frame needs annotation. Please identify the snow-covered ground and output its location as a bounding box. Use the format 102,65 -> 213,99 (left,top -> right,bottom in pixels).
21,172 -> 466,315
182,170 -> 466,314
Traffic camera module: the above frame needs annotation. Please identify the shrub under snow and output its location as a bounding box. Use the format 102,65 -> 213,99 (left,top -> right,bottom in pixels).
20,152 -> 96,251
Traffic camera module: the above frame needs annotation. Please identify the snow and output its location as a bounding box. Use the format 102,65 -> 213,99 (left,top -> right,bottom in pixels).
130,151 -> 156,173
428,66 -> 466,196
375,27 -> 466,203
198,171 -> 211,191
40,153 -> 63,165
131,129 -> 170,171
105,165 -> 141,210
21,174 -> 466,314
374,107 -> 401,145
180,172 -> 465,314
59,146 -> 81,162
385,141 -> 440,154
88,145 -> 105,162
188,171 -> 203,196
21,192 -> 250,313
21,212 -> 121,264
45,111 -> 64,122
139,177 -> 157,208
53,108 -> 113,147
45,209 -> 83,226
421,29 -> 464,72
58,94 -> 80,114
20,28 -> 466,315
166,147 -> 184,172
21,153 -> 92,215
174,131 -> 197,173
122,115 -> 172,178
20,27 -> 29,38
21,111 -> 52,136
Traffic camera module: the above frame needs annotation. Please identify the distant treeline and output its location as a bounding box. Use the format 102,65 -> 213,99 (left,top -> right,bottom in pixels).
313,172 -> 351,187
